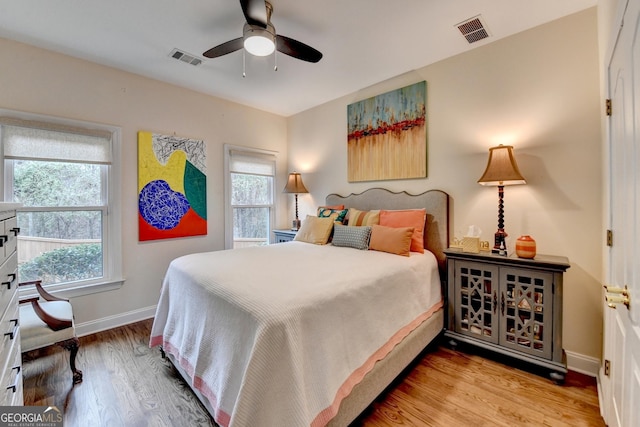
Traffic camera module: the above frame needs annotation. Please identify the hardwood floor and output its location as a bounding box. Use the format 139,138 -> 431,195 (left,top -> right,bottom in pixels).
22,319 -> 604,427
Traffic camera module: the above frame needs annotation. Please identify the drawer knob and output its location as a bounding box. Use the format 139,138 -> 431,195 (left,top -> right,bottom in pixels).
4,319 -> 19,340
6,366 -> 20,393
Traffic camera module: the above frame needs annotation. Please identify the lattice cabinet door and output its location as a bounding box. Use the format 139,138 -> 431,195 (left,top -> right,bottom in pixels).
452,261 -> 499,344
499,267 -> 553,359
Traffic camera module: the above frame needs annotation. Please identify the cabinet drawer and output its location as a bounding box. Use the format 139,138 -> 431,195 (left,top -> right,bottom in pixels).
2,216 -> 19,260
0,293 -> 20,379
0,253 -> 18,320
0,343 -> 22,406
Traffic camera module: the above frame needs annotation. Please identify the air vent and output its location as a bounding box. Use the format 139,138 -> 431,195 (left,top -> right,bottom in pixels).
455,15 -> 490,44
169,49 -> 202,66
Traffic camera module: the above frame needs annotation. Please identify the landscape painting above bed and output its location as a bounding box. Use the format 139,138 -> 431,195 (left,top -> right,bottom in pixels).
347,81 -> 427,182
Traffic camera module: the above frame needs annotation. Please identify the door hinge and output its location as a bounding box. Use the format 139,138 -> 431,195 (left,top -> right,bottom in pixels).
606,99 -> 612,116
607,229 -> 613,247
604,359 -> 611,377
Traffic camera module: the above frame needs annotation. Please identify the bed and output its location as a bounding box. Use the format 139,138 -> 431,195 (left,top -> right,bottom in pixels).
150,188 -> 450,427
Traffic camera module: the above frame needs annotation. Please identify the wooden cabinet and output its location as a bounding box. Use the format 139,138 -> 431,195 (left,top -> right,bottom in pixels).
272,229 -> 297,243
0,204 -> 22,405
444,249 -> 570,381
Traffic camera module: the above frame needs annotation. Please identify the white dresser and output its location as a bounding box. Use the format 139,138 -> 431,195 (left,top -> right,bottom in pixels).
0,203 -> 22,405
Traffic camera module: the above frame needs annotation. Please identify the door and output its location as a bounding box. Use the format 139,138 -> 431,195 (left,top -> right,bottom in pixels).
454,260 -> 499,344
500,267 -> 553,360
602,0 -> 640,426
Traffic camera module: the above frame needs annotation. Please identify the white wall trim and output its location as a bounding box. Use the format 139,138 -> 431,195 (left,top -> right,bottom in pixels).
75,305 -> 156,337
597,373 -> 605,419
566,350 -> 600,377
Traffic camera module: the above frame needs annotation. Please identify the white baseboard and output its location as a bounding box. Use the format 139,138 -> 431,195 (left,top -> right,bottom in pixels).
566,349 -> 600,377
596,374 -> 605,419
75,305 -> 157,337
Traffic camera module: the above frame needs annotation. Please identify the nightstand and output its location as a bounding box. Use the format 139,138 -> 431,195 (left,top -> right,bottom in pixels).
444,249 -> 570,381
272,229 -> 297,243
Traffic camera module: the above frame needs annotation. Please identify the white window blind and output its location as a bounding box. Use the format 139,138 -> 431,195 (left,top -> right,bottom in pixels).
229,150 -> 276,175
1,120 -> 112,164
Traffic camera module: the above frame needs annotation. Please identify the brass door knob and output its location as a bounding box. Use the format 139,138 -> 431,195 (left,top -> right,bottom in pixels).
604,285 -> 630,309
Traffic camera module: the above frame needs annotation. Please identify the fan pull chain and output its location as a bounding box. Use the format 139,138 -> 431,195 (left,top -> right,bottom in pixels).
274,50 -> 278,72
242,50 -> 246,78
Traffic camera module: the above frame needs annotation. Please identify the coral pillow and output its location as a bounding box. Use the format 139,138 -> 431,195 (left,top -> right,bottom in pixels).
293,215 -> 334,245
379,209 -> 426,253
369,225 -> 414,257
317,204 -> 344,211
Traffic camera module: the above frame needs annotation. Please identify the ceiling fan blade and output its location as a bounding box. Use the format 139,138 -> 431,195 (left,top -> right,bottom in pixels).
240,0 -> 268,28
276,35 -> 323,63
203,37 -> 244,58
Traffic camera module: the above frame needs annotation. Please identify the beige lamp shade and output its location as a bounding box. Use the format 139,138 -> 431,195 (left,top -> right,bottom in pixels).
283,172 -> 308,231
478,145 -> 526,186
283,172 -> 309,194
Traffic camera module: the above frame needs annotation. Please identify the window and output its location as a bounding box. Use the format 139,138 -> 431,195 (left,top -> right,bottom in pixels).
224,145 -> 276,249
1,113 -> 122,296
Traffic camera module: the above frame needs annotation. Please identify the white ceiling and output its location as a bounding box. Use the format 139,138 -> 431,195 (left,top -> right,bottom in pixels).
0,0 -> 597,117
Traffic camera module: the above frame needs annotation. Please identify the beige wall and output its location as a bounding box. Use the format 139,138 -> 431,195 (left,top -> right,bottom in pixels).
0,37 -> 288,328
288,9 -> 603,364
0,7 -> 603,368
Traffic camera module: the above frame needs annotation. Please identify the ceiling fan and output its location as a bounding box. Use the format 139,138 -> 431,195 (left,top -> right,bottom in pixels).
203,0 -> 322,63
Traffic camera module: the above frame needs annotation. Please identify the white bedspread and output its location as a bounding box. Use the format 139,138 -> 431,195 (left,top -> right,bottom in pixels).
150,241 -> 442,427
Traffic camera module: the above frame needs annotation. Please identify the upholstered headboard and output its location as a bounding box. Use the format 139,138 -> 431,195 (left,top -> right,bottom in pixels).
326,188 -> 450,274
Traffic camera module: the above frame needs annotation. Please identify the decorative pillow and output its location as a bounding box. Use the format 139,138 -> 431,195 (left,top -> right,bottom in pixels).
379,209 -> 426,253
347,208 -> 380,227
332,224 -> 371,250
317,207 -> 348,224
369,225 -> 414,257
293,215 -> 334,245
317,204 -> 344,212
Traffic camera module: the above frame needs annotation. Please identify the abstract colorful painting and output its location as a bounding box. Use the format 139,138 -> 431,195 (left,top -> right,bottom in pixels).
138,132 -> 207,241
347,81 -> 427,182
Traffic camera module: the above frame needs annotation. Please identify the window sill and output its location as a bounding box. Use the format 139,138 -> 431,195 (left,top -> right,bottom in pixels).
19,278 -> 125,301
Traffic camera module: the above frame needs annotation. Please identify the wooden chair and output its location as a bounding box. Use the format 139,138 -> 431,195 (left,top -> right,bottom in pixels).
18,280 -> 83,384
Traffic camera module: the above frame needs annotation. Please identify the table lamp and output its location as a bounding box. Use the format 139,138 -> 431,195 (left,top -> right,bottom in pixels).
283,172 -> 308,230
478,145 -> 526,255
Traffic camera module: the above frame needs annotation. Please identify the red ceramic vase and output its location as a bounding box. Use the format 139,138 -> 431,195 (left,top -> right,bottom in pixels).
516,235 -> 536,259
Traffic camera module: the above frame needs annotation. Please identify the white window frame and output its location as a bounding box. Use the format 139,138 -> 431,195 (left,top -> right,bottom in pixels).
0,109 -> 123,298
223,144 -> 277,249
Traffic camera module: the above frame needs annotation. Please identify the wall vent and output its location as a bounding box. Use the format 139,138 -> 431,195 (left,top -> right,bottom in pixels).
169,49 -> 202,66
455,15 -> 490,44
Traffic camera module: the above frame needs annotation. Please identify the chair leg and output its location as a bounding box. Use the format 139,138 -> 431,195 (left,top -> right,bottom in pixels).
58,337 -> 83,384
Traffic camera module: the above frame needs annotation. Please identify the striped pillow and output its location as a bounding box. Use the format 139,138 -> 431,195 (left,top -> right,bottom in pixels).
347,208 -> 380,226
332,223 -> 371,250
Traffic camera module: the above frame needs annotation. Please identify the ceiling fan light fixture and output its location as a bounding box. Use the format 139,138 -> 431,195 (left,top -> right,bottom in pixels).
243,26 -> 275,56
